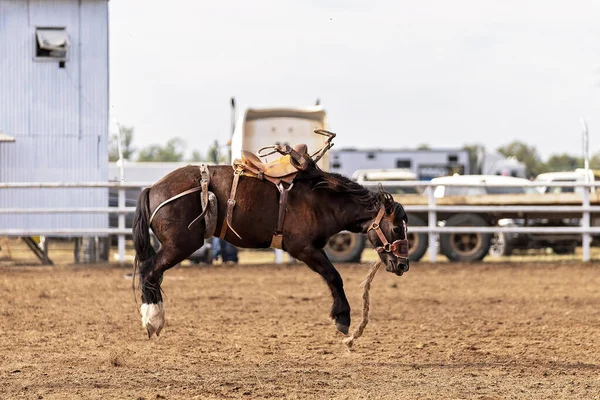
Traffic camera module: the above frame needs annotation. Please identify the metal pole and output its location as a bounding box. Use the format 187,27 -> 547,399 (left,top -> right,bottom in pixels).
427,184 -> 438,262
581,118 -> 591,261
118,187 -> 125,265
117,124 -> 126,266
229,97 -> 236,165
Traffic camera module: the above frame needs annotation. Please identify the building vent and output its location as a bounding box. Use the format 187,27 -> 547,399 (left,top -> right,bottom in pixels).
35,28 -> 70,60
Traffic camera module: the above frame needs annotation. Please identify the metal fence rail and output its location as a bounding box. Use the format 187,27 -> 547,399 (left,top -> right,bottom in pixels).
1,180 -> 600,263
0,181 -> 154,265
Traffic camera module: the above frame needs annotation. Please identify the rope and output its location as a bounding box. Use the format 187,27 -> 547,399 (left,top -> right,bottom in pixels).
342,260 -> 383,349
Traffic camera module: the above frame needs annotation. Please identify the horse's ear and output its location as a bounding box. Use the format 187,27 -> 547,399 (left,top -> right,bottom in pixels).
377,186 -> 394,213
385,197 -> 395,215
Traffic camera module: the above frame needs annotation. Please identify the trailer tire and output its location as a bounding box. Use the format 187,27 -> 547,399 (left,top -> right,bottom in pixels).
407,214 -> 428,262
552,242 -> 576,255
440,214 -> 491,262
325,232 -> 366,263
489,231 -> 514,257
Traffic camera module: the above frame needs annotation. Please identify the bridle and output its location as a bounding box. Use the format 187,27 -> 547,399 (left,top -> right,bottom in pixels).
368,206 -> 409,258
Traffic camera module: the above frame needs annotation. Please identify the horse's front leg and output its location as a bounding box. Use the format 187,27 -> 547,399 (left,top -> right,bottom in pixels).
294,248 -> 351,334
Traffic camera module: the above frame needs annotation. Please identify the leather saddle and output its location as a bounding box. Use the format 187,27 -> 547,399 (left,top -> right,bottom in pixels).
222,143 -> 310,248
241,144 -> 309,179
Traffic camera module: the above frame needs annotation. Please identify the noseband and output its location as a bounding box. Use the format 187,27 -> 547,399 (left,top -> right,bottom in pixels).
368,206 -> 409,258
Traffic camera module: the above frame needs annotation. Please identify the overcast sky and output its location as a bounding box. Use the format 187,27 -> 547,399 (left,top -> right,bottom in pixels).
108,0 -> 600,160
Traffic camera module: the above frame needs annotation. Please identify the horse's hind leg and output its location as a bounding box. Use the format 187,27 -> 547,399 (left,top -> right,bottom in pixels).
138,252 -> 166,338
139,239 -> 199,337
295,248 -> 351,335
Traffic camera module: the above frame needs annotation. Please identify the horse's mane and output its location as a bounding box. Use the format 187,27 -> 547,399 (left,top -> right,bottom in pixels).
297,165 -> 396,213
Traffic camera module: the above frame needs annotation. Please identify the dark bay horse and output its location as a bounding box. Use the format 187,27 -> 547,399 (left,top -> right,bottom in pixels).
132,162 -> 410,338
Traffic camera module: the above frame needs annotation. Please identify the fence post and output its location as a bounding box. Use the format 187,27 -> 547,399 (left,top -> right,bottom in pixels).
581,118 -> 591,262
582,185 -> 591,262
73,237 -> 81,264
118,186 -> 126,266
427,184 -> 438,262
274,249 -> 283,264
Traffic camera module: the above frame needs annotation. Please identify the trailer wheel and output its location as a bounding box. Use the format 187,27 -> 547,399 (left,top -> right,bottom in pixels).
407,214 -> 428,261
440,214 -> 491,262
325,232 -> 366,263
489,231 -> 514,257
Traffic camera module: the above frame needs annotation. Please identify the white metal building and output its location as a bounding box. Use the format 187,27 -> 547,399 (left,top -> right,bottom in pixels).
0,0 -> 109,233
330,148 -> 471,180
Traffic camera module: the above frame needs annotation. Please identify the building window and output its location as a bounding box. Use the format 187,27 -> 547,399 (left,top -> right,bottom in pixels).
448,154 -> 458,162
396,159 -> 411,168
35,28 -> 70,60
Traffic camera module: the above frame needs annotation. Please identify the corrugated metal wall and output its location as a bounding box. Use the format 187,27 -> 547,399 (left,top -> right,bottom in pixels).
0,0 -> 109,233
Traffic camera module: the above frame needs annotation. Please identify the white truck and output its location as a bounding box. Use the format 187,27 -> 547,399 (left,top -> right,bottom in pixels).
533,169 -> 598,195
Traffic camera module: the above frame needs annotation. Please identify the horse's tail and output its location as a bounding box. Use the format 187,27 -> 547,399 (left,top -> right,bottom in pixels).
132,187 -> 156,267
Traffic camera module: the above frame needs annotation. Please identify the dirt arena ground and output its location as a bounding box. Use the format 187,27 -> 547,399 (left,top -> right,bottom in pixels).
1,261 -> 599,400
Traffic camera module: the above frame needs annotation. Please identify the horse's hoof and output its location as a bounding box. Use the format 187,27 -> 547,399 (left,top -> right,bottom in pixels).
335,321 -> 349,335
333,313 -> 350,335
141,302 -> 165,338
145,325 -> 164,338
336,322 -> 349,335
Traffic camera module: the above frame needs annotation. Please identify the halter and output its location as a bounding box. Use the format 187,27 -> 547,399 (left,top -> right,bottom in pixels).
368,206 -> 409,258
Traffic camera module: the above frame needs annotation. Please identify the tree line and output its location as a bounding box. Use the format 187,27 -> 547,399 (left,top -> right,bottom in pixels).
108,126 -> 227,164
460,142 -> 600,178
110,126 -> 600,177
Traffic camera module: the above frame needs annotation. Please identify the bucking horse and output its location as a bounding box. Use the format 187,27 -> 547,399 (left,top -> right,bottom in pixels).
132,130 -> 410,338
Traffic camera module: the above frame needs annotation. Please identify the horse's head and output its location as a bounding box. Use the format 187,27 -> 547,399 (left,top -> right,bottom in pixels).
366,197 -> 410,276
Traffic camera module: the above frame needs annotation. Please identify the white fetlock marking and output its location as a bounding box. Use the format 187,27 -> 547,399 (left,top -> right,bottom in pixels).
141,302 -> 165,336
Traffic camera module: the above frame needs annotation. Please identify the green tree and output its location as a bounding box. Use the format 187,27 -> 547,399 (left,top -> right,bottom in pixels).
544,153 -> 582,172
137,138 -> 186,162
108,126 -> 136,162
416,143 -> 431,150
206,140 -> 227,164
188,150 -> 205,162
590,151 -> 600,169
497,141 -> 544,178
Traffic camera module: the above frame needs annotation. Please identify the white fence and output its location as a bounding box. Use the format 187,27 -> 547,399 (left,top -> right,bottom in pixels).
0,182 -> 145,265
1,180 -> 600,263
